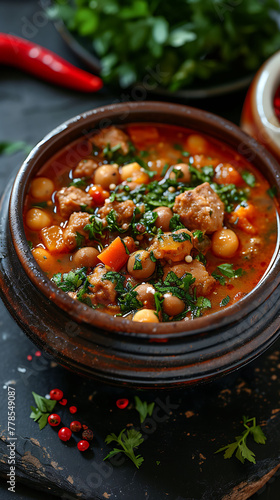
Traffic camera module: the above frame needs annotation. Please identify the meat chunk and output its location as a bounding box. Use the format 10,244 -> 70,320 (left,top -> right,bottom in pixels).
56,186 -> 93,219
163,259 -> 215,296
73,158 -> 98,178
98,199 -> 136,227
63,212 -> 91,250
149,229 -> 193,262
91,126 -> 129,155
173,182 -> 224,233
88,265 -> 117,306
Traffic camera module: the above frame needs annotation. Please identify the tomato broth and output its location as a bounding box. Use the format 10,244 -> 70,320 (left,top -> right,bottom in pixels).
24,123 -> 278,323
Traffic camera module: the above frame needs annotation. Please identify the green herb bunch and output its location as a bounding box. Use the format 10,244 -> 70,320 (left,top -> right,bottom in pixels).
49,0 -> 280,90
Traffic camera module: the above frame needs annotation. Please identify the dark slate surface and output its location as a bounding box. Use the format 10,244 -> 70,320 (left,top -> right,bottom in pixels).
0,1 -> 280,499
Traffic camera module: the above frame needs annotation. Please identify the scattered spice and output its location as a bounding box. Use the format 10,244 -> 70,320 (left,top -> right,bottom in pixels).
48,414 -> 61,427
59,398 -> 67,406
58,427 -> 72,442
69,405 -> 77,414
50,388 -> 64,401
82,429 -> 94,441
70,421 -> 82,433
77,440 -> 90,452
116,398 -> 129,409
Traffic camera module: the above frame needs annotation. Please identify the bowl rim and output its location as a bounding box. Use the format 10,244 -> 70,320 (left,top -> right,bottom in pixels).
8,101 -> 280,338
245,50 -> 280,159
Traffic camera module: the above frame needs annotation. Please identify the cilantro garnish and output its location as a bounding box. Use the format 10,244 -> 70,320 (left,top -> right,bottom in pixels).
267,186 -> 277,198
75,231 -> 85,248
215,416 -> 266,464
169,213 -> 184,231
171,231 -> 192,243
133,254 -> 143,270
52,267 -> 87,292
211,183 -> 249,212
190,165 -> 215,185
220,295 -> 230,307
192,230 -> 204,242
30,392 -> 56,430
134,396 -> 155,424
104,428 -> 144,469
69,178 -> 87,188
217,263 -> 243,278
84,215 -> 104,239
241,171 -> 256,187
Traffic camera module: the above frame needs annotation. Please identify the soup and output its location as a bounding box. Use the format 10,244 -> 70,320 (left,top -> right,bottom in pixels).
24,123 -> 278,323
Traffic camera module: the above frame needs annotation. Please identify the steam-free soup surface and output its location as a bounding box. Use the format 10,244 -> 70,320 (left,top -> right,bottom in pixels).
24,123 -> 278,323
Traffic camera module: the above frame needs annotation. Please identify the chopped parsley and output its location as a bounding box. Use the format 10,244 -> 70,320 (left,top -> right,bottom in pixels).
52,267 -> 87,293
241,171 -> 256,187
171,231 -> 191,243
220,295 -> 230,307
133,254 -> 143,270
69,178 -> 87,188
169,213 -> 184,231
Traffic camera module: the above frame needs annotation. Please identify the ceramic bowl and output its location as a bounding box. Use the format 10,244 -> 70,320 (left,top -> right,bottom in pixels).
241,50 -> 280,161
1,102 -> 280,388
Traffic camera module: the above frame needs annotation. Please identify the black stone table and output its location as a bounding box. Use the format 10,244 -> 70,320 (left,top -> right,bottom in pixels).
0,2 -> 280,499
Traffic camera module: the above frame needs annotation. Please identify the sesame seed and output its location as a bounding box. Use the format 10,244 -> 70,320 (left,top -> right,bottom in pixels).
109,183 -> 116,190
168,186 -> 176,193
185,255 -> 193,263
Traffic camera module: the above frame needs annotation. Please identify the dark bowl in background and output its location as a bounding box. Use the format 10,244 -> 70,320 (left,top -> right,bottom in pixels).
1,101 -> 280,388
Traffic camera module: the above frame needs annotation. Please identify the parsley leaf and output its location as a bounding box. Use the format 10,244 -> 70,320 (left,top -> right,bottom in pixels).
75,231 -> 85,248
104,428 -> 144,469
169,214 -> 185,231
134,396 -> 155,424
30,392 -> 56,430
69,178 -> 87,188
192,230 -> 204,242
241,171 -> 256,187
172,231 -> 191,243
84,215 -> 104,239
217,263 -> 243,278
267,186 -> 277,198
52,267 -> 87,293
215,416 -> 266,464
220,295 -> 230,307
133,254 -> 143,270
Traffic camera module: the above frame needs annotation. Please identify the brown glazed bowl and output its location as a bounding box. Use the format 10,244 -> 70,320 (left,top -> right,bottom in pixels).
1,102 -> 280,388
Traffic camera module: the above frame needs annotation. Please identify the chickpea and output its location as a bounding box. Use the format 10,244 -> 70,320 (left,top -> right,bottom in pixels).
32,247 -> 55,273
153,206 -> 173,232
127,250 -> 156,280
26,208 -> 52,231
212,228 -> 239,258
132,309 -> 159,323
72,247 -> 99,268
30,177 -> 54,200
163,293 -> 185,316
135,283 -> 156,308
185,134 -> 208,155
169,163 -> 191,183
94,164 -> 120,189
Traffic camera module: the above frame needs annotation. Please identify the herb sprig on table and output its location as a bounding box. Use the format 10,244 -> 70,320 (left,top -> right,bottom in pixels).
30,392 -> 57,430
104,428 -> 144,469
215,416 -> 266,464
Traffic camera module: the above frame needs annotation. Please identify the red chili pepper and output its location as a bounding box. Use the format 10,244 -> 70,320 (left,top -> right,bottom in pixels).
0,33 -> 103,92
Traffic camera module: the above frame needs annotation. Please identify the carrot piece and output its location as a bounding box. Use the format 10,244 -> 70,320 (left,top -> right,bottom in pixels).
98,237 -> 129,271
229,202 -> 257,234
214,163 -> 243,186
